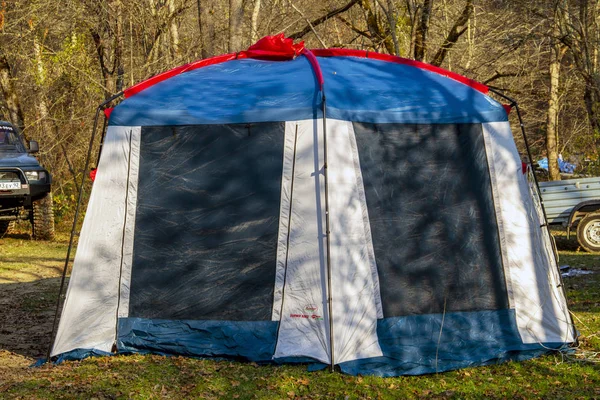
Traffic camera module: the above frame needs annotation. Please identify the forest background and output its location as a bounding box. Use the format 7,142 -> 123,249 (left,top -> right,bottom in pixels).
1,0 -> 599,219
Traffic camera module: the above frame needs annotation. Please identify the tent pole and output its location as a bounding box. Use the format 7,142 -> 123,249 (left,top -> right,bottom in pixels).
46,92 -> 123,362
321,84 -> 335,372
95,112 -> 109,168
488,88 -> 578,345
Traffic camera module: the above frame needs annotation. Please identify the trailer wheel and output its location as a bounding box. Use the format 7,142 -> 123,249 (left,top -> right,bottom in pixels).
32,192 -> 55,240
576,213 -> 600,253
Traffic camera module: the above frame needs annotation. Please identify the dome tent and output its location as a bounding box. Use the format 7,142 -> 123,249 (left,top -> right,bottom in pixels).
51,35 -> 575,376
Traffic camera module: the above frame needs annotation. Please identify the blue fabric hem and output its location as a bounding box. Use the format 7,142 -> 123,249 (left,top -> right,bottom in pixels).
117,318 -> 278,363
50,310 -> 574,377
51,348 -> 113,365
339,345 -> 566,376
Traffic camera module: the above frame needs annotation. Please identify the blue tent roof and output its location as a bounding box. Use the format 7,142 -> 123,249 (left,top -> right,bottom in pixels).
109,55 -> 508,126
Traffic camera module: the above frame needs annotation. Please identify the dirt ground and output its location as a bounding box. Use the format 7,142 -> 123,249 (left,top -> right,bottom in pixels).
0,232 -> 68,379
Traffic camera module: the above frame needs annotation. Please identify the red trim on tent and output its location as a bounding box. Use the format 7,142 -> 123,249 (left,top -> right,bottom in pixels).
502,104 -> 513,115
123,35 -> 489,98
310,48 -> 489,94
124,53 -> 239,98
103,107 -> 114,119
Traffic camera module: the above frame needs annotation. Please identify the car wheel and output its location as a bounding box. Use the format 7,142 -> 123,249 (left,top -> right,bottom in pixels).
576,212 -> 600,253
32,192 -> 55,240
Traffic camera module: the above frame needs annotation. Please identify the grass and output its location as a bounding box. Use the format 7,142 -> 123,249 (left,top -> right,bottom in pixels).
0,226 -> 599,399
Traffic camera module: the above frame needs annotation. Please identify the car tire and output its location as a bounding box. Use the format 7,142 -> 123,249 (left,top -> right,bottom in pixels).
576,212 -> 600,253
32,192 -> 55,240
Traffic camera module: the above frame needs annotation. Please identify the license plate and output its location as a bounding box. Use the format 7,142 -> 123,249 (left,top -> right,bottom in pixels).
0,182 -> 21,190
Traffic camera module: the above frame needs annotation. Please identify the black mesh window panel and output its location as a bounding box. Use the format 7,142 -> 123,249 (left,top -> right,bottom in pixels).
353,123 -> 508,317
129,123 -> 285,321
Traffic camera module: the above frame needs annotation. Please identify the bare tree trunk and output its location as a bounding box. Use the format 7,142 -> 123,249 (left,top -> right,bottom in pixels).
557,0 -> 600,141
199,0 -> 216,57
546,46 -> 562,181
197,0 -> 203,47
251,0 -> 261,43
0,55 -> 25,134
229,0 -> 244,52
90,0 -> 124,99
583,83 -> 600,138
386,0 -> 400,56
546,5 -> 568,181
168,0 -> 181,58
34,35 -> 80,189
414,0 -> 433,61
114,0 -> 125,93
33,36 -> 53,138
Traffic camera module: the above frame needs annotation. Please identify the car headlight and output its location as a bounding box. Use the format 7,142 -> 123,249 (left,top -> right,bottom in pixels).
24,171 -> 46,181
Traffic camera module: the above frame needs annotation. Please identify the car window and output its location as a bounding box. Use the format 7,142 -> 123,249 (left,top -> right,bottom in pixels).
0,125 -> 25,152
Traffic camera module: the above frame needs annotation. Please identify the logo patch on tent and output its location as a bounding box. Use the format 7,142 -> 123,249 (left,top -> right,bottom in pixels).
290,304 -> 323,320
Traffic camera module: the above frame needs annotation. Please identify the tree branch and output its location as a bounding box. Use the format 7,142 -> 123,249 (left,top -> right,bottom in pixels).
482,71 -> 519,85
288,1 -> 328,47
336,15 -> 372,39
288,0 -> 360,39
430,0 -> 473,67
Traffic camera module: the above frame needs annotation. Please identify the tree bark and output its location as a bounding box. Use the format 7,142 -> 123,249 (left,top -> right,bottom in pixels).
251,0 -> 261,43
386,0 -> 400,55
414,0 -> 433,61
229,0 -> 244,52
89,0 -> 124,99
546,13 -> 565,181
33,36 -> 54,139
199,0 -> 216,57
0,55 -> 25,134
557,0 -> 600,141
168,0 -> 181,58
583,83 -> 600,137
546,45 -> 562,181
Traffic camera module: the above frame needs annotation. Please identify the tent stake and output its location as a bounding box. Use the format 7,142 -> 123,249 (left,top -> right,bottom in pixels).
46,92 -> 123,362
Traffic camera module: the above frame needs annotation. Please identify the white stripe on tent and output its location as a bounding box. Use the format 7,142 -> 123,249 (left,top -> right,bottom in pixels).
52,126 -> 141,357
273,119 -> 382,364
273,119 -> 330,363
328,120 -> 383,363
272,121 -> 297,321
117,127 -> 141,318
482,122 -> 575,344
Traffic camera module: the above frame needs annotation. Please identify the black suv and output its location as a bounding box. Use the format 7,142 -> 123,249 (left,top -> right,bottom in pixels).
0,121 -> 54,239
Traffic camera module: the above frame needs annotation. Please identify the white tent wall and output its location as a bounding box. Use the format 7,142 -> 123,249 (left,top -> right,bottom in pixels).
482,121 -> 574,344
273,119 -> 383,364
51,126 -> 141,357
51,118 -> 575,365
327,119 -> 383,363
272,119 -> 330,363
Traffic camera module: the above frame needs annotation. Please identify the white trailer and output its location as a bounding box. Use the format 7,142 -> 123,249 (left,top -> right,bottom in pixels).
539,176 -> 600,252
